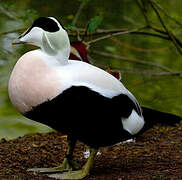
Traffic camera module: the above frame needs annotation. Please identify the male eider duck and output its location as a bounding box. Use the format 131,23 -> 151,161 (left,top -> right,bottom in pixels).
9,17 -> 181,179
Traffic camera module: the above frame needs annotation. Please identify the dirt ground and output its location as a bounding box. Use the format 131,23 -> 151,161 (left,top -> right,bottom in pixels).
0,122 -> 182,180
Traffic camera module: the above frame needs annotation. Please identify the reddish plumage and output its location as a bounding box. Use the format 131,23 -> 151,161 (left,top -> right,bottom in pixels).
70,41 -> 89,63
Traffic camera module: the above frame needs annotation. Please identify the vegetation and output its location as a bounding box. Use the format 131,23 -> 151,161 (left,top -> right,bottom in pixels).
1,0 -> 182,139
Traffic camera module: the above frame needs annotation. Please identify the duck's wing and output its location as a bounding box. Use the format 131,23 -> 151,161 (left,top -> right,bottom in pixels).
59,60 -> 142,115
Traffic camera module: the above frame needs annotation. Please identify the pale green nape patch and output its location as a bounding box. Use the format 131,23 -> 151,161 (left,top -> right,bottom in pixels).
42,32 -> 56,55
42,30 -> 70,56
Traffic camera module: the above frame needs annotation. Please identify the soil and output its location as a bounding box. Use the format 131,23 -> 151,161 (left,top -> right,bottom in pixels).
0,122 -> 182,180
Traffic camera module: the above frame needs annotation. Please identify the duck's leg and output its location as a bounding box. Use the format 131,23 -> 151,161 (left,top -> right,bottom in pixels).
48,148 -> 98,180
27,137 -> 80,173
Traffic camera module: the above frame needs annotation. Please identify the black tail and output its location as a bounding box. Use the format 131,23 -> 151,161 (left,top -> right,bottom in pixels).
139,107 -> 181,133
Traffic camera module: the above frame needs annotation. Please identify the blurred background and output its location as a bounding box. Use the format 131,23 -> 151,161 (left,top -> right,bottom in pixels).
0,0 -> 182,139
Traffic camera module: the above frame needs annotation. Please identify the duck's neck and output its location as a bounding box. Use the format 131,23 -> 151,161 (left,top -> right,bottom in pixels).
41,30 -> 70,65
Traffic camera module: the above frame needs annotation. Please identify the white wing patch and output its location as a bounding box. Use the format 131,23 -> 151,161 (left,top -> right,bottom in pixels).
63,60 -> 129,98
122,110 -> 144,135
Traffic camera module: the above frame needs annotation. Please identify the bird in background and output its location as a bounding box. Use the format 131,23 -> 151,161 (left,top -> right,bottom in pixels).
8,17 -> 181,180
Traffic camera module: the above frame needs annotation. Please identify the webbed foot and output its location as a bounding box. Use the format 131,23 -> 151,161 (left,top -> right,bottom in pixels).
48,169 -> 88,179
27,158 -> 80,173
47,148 -> 98,179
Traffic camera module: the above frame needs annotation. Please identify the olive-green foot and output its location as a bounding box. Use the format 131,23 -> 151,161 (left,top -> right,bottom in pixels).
47,148 -> 98,179
48,169 -> 88,180
27,167 -> 61,173
27,158 -> 80,173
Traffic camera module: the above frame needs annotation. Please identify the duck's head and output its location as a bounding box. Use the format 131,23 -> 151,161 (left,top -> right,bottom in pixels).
13,17 -> 70,59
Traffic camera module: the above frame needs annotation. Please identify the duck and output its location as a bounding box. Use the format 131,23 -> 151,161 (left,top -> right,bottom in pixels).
8,17 -> 181,179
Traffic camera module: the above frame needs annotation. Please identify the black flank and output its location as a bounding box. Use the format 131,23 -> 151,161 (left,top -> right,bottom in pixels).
25,86 -> 137,148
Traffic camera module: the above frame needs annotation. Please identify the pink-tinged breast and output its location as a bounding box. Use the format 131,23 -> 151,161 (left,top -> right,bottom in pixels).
8,50 -> 62,114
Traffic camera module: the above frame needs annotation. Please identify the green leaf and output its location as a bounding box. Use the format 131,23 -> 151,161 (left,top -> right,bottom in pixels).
88,16 -> 103,33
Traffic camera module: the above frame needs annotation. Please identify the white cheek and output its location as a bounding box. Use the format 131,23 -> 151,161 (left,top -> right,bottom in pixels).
21,27 -> 43,46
